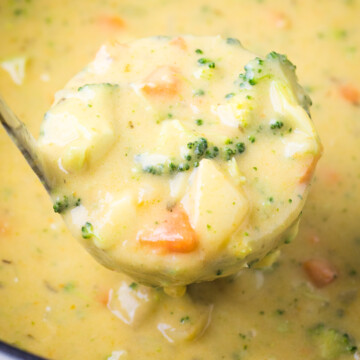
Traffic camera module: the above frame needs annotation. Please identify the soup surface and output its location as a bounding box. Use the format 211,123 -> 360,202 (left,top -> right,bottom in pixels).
0,0 -> 359,359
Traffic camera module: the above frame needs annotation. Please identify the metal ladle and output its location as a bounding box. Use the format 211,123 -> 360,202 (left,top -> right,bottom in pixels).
0,95 -> 51,192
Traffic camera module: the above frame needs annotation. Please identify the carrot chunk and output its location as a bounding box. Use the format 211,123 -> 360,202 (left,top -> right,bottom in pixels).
338,83 -> 359,105
269,11 -> 291,29
137,206 -> 198,253
0,218 -> 10,236
303,258 -> 338,288
170,37 -> 188,50
141,66 -> 180,98
98,15 -> 126,30
96,288 -> 110,306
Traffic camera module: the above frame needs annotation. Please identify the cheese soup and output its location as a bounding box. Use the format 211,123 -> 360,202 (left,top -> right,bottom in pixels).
36,35 -> 320,286
0,0 -> 359,359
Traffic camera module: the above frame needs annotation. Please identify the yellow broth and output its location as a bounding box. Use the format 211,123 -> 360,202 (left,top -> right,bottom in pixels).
0,0 -> 359,359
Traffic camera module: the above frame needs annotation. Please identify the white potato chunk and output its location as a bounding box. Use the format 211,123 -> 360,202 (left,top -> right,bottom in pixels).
91,191 -> 137,249
107,280 -> 158,327
215,103 -> 250,128
270,80 -> 319,141
226,157 -> 246,186
134,120 -> 195,173
169,172 -> 190,200
214,93 -> 253,129
38,83 -> 117,172
282,129 -> 319,159
156,294 -> 213,343
0,56 -> 28,85
182,159 -> 248,254
107,350 -> 128,360
157,119 -> 194,157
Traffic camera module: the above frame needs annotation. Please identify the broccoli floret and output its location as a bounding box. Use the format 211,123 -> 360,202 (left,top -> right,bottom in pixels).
53,196 -> 69,213
308,323 -> 357,360
193,137 -> 208,157
144,164 -> 164,175
197,58 -> 216,68
205,146 -> 219,159
138,136 -> 246,176
236,142 -> 246,153
226,37 -> 242,46
266,51 -> 296,71
53,195 -> 81,213
81,222 -> 103,247
81,222 -> 95,239
270,120 -> 284,129
178,163 -> 191,172
238,51 -> 295,88
224,147 -> 237,161
238,57 -> 266,87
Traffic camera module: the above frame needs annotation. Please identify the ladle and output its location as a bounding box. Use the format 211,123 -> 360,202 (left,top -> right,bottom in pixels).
0,95 -> 51,192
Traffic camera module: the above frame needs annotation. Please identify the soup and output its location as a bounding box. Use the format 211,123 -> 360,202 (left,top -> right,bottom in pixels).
36,35 -> 321,286
0,0 -> 359,359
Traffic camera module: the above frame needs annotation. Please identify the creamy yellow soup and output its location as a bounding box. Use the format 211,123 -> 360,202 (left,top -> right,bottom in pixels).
36,35 -> 320,286
0,0 -> 360,360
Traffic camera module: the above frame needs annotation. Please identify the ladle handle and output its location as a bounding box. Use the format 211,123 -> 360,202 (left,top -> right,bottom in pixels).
0,95 -> 51,192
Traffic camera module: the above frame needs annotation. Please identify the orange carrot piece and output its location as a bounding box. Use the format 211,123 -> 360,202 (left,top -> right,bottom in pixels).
318,167 -> 342,187
96,288 -> 110,306
270,11 -> 291,29
303,258 -> 338,288
98,14 -> 126,30
338,83 -> 360,105
309,234 -> 320,244
141,66 -> 180,98
170,37 -> 187,50
0,218 -> 9,236
137,206 -> 198,253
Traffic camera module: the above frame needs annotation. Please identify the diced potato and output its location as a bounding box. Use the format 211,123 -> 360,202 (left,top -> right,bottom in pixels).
92,191 -> 137,249
215,103 -> 250,128
107,350 -> 128,360
193,67 -> 214,80
181,159 -> 248,254
38,83 -> 118,173
62,144 -> 87,172
234,269 -> 265,299
156,294 -> 212,343
226,157 -> 246,186
169,172 -> 189,200
0,56 -> 28,85
135,120 -> 195,172
214,92 -> 253,128
270,80 -> 321,183
107,280 -> 159,327
137,183 -> 161,205
157,119 -> 194,157
270,80 -> 318,139
281,129 -> 318,159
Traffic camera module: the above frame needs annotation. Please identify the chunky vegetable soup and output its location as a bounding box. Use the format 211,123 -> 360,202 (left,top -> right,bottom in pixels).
37,35 -> 320,286
0,0 -> 359,359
